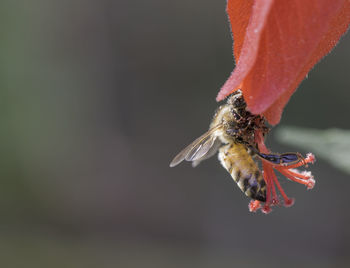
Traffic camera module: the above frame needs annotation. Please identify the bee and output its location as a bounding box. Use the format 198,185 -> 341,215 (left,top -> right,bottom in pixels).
170,90 -> 303,202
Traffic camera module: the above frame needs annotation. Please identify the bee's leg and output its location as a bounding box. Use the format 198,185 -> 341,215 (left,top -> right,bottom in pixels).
257,152 -> 315,188
280,153 -> 301,164
257,153 -> 282,165
257,152 -> 310,167
279,153 -> 313,168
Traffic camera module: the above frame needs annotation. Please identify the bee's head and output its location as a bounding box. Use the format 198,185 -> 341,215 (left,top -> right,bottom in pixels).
227,89 -> 246,109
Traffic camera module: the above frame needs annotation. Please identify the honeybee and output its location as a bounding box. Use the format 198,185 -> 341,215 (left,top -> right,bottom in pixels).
170,90 -> 303,202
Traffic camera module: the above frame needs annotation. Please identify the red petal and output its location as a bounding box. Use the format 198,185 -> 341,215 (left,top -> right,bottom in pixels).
217,0 -> 350,125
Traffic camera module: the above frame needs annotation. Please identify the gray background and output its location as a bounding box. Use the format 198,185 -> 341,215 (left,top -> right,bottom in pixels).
1,0 -> 350,267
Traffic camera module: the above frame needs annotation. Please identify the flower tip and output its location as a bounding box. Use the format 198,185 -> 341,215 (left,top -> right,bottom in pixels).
306,178 -> 316,190
284,198 -> 295,207
249,200 -> 261,212
305,153 -> 316,164
262,205 -> 272,214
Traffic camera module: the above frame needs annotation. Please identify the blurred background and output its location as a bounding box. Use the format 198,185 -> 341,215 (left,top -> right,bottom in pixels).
1,0 -> 350,267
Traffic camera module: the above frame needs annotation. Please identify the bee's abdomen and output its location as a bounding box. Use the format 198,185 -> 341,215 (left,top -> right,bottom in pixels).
218,143 -> 266,202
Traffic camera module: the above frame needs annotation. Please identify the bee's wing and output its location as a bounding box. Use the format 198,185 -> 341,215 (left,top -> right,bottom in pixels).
191,138 -> 222,167
169,124 -> 223,167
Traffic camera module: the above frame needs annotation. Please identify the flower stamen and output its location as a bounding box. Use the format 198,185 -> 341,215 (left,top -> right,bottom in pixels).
278,153 -> 315,169
253,129 -> 315,213
270,168 -> 294,207
249,200 -> 261,212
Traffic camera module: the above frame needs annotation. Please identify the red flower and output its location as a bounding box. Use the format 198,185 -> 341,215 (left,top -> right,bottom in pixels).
217,0 -> 349,213
217,0 -> 350,125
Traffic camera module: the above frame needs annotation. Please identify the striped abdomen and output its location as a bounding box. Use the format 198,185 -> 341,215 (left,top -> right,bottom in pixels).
218,143 -> 266,202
